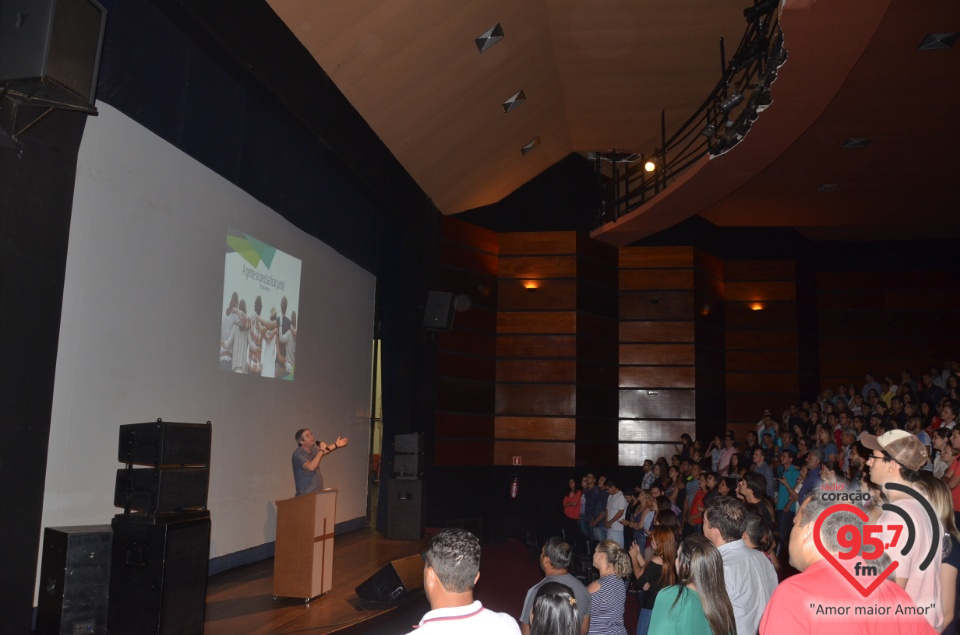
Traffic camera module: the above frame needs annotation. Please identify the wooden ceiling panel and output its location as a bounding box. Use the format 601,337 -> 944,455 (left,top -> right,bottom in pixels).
268,0 -> 749,213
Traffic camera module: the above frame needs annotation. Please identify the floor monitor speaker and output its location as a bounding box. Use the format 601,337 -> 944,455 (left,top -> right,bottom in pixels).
355,554 -> 423,602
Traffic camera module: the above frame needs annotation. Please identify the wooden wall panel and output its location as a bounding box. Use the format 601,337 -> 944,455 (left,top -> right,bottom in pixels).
620,366 -> 696,388
441,216 -> 499,255
496,359 -> 577,383
438,351 -> 496,381
494,441 -> 575,467
726,350 -> 798,372
618,420 -> 696,442
727,331 -> 798,350
619,269 -> 694,291
498,280 -> 578,310
437,377 -> 496,413
435,413 -> 495,438
620,344 -> 695,366
618,443 -> 683,466
620,292 -> 695,320
577,360 -> 620,387
495,417 -> 576,440
497,311 -> 577,334
724,281 -> 797,302
499,256 -> 577,278
620,321 -> 694,343
499,232 -> 577,255
433,440 -> 493,466
726,372 -> 800,393
438,329 -> 496,357
497,335 -> 577,358
726,392 -> 799,422
620,389 -> 696,420
619,246 -> 694,269
495,384 -> 576,416
724,260 -> 796,281
440,241 -> 498,276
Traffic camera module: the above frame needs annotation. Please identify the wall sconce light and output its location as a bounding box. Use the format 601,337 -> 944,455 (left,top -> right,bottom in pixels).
523,281 -> 539,292
750,302 -> 764,311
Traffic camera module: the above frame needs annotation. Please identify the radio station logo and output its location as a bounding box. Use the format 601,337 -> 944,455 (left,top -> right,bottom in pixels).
812,482 -> 940,598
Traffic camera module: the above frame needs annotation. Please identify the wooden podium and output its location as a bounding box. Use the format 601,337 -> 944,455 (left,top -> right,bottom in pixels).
273,489 -> 337,603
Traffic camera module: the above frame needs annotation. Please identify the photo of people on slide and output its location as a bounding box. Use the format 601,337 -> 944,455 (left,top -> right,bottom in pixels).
220,228 -> 301,380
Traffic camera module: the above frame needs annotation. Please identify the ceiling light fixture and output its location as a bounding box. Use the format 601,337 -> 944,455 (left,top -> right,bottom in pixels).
502,90 -> 526,114
521,137 -> 540,156
918,32 -> 959,51
476,23 -> 504,53
643,159 -> 657,173
817,183 -> 838,192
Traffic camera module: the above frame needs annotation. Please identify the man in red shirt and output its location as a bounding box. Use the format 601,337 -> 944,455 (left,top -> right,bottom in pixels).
760,492 -> 935,634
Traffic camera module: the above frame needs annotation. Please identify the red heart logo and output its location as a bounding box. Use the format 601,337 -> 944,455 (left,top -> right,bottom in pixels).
812,503 -> 899,597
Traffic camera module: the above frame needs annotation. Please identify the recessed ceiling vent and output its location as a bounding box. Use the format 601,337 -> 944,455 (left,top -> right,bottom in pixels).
918,32 -> 959,50
502,90 -> 526,114
842,138 -> 871,148
476,23 -> 504,53
521,137 -> 540,156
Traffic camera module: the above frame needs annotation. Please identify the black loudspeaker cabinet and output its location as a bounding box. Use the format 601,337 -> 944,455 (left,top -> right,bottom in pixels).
386,478 -> 423,541
114,467 -> 210,513
355,554 -> 423,602
0,0 -> 107,107
422,290 -> 455,331
118,420 -> 212,466
36,525 -> 112,635
108,513 -> 210,635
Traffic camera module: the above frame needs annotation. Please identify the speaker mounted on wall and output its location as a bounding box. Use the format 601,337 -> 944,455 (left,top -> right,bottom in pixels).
0,0 -> 107,110
422,290 -> 455,331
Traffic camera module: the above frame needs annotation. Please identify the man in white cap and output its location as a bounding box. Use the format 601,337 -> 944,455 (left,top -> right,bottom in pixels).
861,429 -> 943,631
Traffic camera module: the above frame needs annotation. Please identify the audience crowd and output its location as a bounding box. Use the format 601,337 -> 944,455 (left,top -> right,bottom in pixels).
411,363 -> 960,634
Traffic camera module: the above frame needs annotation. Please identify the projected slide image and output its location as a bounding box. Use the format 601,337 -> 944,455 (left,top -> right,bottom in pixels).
220,228 -> 302,380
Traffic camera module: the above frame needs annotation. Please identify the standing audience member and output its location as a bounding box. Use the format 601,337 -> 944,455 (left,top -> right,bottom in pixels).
862,430 -> 943,631
629,526 -> 677,635
563,479 -> 583,542
775,448 -> 800,551
520,537 -> 591,635
702,496 -> 777,635
919,473 -> 960,635
407,528 -> 520,635
587,541 -> 632,635
759,493 -> 933,634
647,535 -> 736,635
604,479 -> 628,548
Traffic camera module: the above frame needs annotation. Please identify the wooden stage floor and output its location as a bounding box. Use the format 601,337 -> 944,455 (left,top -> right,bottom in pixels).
203,527 -> 426,635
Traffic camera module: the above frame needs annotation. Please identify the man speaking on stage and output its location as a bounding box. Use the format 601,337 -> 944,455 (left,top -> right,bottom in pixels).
292,428 -> 349,495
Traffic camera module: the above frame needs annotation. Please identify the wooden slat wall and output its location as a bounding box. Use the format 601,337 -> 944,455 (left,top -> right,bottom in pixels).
496,232 -> 580,467
435,216 -> 498,465
694,249 -> 727,437
723,260 -> 818,434
619,247 -> 697,465
817,271 -> 960,389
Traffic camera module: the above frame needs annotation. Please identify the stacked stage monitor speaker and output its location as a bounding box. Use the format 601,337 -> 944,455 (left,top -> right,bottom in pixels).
355,554 -> 423,602
108,513 -> 211,635
0,0 -> 108,108
422,290 -> 455,331
109,419 -> 212,635
36,525 -> 112,635
386,478 -> 423,541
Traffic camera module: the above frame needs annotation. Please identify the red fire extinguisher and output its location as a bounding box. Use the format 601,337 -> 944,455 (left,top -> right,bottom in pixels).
510,475 -> 519,499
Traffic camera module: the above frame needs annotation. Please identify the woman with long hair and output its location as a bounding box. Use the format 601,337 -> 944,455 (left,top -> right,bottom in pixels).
530,581 -> 581,635
919,473 -> 960,634
724,453 -> 744,480
652,508 -> 681,546
587,540 -> 632,635
630,527 -> 678,635
647,535 -> 736,635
